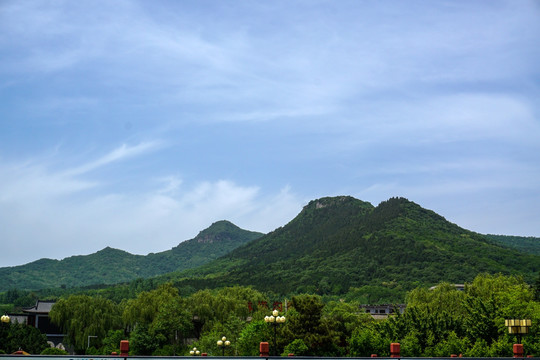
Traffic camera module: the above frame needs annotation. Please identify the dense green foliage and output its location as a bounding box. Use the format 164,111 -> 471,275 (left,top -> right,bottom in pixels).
536,273 -> 540,301
0,321 -> 48,354
7,274 -> 535,356
40,347 -> 69,355
348,274 -> 540,357
1,197 -> 538,306
49,295 -> 123,354
485,234 -> 540,255
169,197 -> 539,301
2,196 -> 539,356
0,220 -> 263,291
0,288 -> 40,313
3,196 -> 537,309
122,283 -> 193,355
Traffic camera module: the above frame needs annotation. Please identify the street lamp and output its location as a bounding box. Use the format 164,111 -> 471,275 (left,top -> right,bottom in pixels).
0,315 -> 9,324
264,309 -> 286,356
505,319 -> 531,344
216,336 -> 231,356
87,335 -> 97,349
189,347 -> 201,356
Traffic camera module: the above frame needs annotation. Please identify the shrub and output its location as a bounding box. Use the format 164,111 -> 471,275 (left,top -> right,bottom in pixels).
41,347 -> 68,355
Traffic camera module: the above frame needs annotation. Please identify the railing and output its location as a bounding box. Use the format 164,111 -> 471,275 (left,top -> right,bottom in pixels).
1,356 -> 540,360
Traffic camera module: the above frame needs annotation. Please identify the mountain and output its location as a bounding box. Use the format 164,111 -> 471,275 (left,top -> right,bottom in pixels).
484,234 -> 540,255
0,220 -> 263,291
2,196 -> 538,300
170,196 -> 540,299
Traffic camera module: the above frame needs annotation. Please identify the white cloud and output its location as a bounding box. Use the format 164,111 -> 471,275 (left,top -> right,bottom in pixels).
327,92 -> 540,156
19,1 -> 533,128
1,0 -> 540,267
0,147 -> 303,267
2,0 -> 537,130
409,94 -> 539,143
0,161 -> 96,202
64,141 -> 161,176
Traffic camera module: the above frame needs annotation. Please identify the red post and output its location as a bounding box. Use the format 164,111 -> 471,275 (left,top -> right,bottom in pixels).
260,342 -> 269,357
390,343 -> 400,358
120,340 -> 129,356
513,344 -> 524,358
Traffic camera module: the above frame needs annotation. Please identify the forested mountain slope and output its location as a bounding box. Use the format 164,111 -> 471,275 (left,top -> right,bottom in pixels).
0,221 -> 263,291
171,196 -> 539,300
485,234 -> 540,255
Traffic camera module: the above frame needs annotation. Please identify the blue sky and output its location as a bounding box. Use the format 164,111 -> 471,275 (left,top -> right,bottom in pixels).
1,0 -> 539,267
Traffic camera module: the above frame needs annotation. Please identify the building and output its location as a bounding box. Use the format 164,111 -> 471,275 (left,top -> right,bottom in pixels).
429,284 -> 465,291
10,300 -> 65,348
360,304 -> 406,319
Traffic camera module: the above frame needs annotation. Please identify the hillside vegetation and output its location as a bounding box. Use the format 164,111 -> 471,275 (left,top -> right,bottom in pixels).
2,197 -> 539,357
485,234 -> 540,255
169,197 -> 539,301
0,221 -> 263,291
3,274 -> 539,357
1,196 -> 538,304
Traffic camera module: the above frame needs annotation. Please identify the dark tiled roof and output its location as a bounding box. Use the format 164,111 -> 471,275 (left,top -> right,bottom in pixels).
22,300 -> 56,314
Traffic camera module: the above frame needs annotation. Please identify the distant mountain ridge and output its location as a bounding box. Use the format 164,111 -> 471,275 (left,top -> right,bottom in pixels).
170,196 -> 539,300
1,196 -> 539,298
0,220 -> 263,291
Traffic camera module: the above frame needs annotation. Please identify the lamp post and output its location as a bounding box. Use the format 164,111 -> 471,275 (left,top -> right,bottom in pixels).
217,336 -> 231,356
87,335 -> 97,349
1,315 -> 10,350
505,319 -> 531,344
264,309 -> 286,356
189,347 -> 201,356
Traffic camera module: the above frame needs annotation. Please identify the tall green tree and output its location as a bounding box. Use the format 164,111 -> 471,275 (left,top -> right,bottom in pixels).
406,282 -> 466,316
187,286 -> 265,333
463,295 -> 500,345
323,300 -> 371,353
186,286 -> 266,356
533,272 -> 540,301
0,321 -> 48,354
282,294 -> 338,356
49,294 -> 122,354
123,283 -> 192,354
348,325 -> 389,357
237,320 -> 271,356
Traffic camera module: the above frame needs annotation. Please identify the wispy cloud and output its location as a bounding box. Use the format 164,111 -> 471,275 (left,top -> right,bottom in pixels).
0,145 -> 303,267
3,0 -> 537,126
1,0 -> 540,266
0,141 -> 160,202
64,141 -> 161,176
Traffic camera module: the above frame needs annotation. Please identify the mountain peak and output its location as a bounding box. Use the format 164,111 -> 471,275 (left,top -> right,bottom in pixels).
178,196 -> 538,298
0,220 -> 264,291
93,246 -> 131,255
305,196 -> 358,210
193,220 -> 260,244
298,196 -> 374,221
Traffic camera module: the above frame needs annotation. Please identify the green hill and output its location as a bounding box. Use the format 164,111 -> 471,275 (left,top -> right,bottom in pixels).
2,196 -> 538,302
0,220 -> 263,291
170,196 -> 539,300
484,234 -> 540,255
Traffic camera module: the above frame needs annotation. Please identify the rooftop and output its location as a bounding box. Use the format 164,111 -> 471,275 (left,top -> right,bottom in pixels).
22,300 -> 56,314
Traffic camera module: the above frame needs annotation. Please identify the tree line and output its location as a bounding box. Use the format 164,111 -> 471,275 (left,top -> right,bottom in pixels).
0,273 -> 539,356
